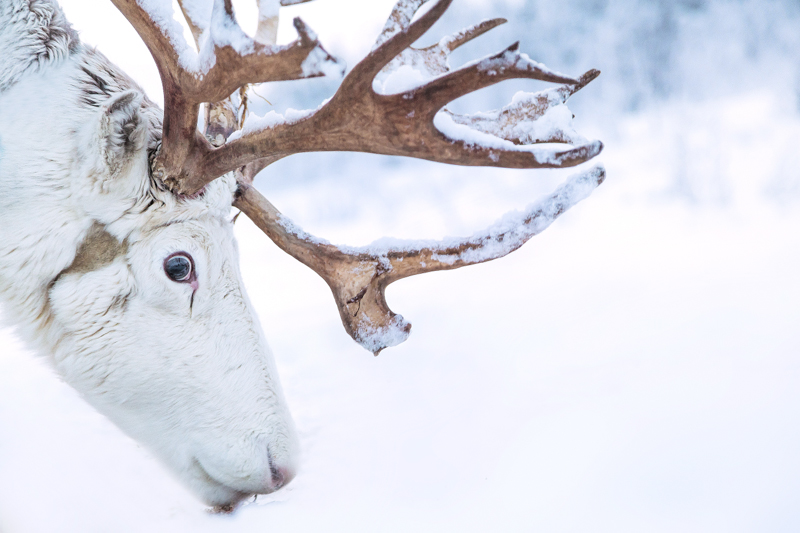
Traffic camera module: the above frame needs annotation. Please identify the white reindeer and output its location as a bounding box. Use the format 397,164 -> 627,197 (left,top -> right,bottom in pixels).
0,0 -> 604,510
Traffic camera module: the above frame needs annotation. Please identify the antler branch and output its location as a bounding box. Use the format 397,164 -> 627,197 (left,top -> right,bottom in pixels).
235,165 -> 605,354
199,0 -> 602,185
113,0 -> 602,193
110,0 -> 341,195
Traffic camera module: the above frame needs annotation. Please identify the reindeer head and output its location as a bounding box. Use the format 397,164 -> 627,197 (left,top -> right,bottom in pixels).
18,52 -> 298,506
1,0 -> 604,511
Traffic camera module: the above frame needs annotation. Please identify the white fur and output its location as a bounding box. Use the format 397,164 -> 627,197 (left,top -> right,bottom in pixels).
0,0 -> 298,506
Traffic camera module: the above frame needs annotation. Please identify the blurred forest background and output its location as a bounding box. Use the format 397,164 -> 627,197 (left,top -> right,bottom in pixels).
248,0 -> 800,219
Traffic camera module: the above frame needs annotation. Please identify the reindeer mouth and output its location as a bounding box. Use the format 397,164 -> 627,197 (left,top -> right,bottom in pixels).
190,452 -> 292,510
191,458 -> 249,509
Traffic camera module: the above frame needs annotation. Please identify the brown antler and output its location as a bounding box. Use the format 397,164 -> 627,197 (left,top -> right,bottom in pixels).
109,0 -> 341,195
199,0 -> 602,185
113,0 -> 605,354
112,0 -> 601,195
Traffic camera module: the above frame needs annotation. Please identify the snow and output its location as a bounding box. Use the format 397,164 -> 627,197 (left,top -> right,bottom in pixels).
4,0 -> 800,531
512,103 -> 583,142
442,97 -> 587,147
434,111 -> 524,149
373,63 -> 430,94
207,0 -> 257,54
177,0 -> 213,36
372,32 -> 572,99
228,103 -> 326,141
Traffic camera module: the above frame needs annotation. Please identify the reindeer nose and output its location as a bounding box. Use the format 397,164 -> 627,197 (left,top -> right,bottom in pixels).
267,451 -> 296,491
269,466 -> 295,491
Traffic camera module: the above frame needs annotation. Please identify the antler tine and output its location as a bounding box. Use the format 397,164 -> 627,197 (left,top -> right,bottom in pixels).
442,69 -> 602,147
566,68 -> 601,93
112,0 -> 210,193
255,0 -> 279,44
176,1 -> 206,43
374,17 -> 508,87
374,0 -> 502,53
344,0 -> 454,95
416,42 -> 577,113
374,0 -> 435,48
438,18 -> 508,52
234,165 -> 606,355
110,0 -> 191,89
112,0 -> 342,196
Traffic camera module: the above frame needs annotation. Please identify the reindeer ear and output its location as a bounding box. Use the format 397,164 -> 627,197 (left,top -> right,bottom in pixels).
100,90 -> 147,173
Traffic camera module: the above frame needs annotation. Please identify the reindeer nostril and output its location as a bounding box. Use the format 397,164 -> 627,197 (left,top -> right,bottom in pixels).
272,468 -> 285,488
267,449 -> 280,486
266,449 -> 295,490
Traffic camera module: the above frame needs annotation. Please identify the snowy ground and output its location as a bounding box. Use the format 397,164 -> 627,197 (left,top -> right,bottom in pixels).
2,0 -> 800,531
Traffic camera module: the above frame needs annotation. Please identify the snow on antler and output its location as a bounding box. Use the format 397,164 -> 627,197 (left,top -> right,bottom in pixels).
432,73 -> 603,165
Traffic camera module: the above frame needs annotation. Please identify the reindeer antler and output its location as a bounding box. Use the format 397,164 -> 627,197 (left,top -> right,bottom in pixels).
110,0 -> 342,194
113,0 -> 605,354
235,165 -> 605,355
201,0 -> 602,186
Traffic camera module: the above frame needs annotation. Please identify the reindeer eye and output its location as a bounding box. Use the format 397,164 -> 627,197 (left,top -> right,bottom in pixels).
164,253 -> 193,282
